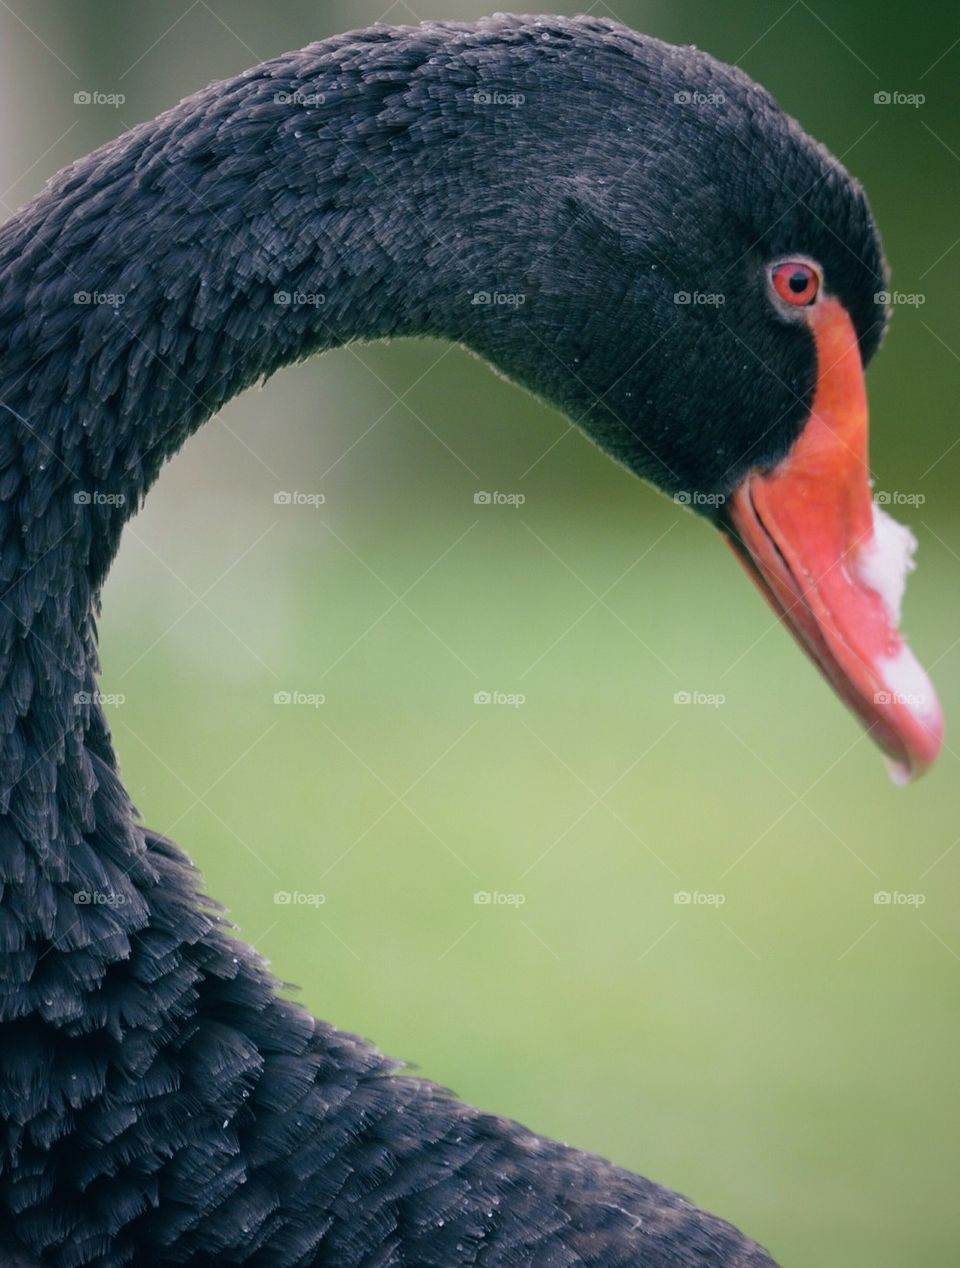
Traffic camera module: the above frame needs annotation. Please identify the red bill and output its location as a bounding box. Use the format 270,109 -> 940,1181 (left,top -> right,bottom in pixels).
725,296 -> 943,783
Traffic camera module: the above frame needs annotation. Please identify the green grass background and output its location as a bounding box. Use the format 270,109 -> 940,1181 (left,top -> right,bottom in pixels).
2,2 -> 959,1264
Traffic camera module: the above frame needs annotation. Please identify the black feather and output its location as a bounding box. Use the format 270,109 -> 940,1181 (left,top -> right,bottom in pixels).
0,14 -> 888,1264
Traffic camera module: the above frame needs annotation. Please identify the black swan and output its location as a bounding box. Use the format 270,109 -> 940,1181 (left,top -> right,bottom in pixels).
0,14 -> 942,1266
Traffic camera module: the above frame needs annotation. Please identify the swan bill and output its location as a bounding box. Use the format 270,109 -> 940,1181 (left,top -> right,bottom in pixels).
724,298 -> 943,783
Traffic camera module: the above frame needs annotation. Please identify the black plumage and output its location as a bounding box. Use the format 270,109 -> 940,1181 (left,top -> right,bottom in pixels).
0,14 -> 888,1265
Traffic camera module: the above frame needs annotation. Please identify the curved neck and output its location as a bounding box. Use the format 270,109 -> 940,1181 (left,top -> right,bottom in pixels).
0,16 -> 649,919
0,45 -> 485,562
0,32 -> 516,895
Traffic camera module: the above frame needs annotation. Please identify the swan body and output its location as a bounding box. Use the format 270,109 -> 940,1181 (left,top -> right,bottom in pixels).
0,14 -> 916,1265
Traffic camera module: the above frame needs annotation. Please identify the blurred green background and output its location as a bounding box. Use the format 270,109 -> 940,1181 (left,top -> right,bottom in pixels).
2,2 -> 958,1264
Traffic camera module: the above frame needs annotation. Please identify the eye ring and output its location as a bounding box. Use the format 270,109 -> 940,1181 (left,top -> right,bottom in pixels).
770,260 -> 821,308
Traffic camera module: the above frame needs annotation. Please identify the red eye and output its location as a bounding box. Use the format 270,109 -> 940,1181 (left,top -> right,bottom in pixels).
771,261 -> 821,307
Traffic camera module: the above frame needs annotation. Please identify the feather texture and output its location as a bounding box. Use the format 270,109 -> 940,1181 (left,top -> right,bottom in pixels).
0,14 -> 888,1264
